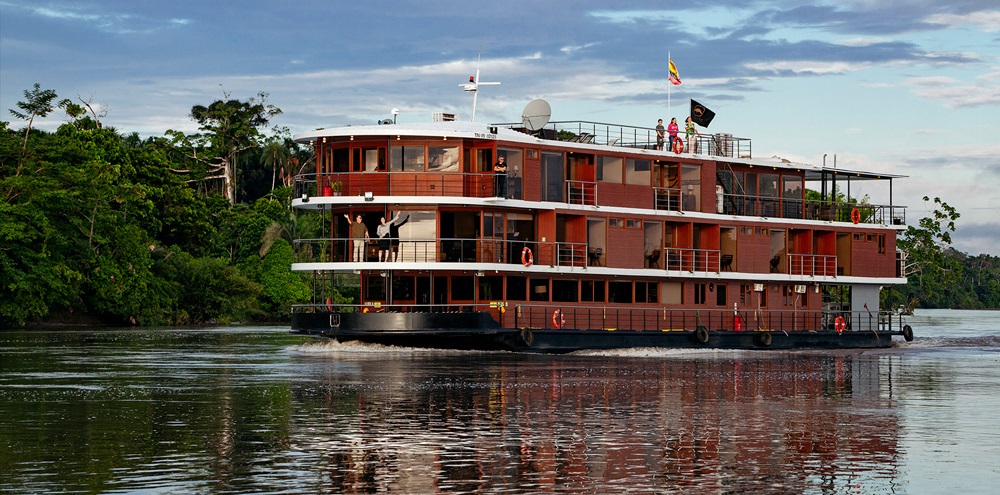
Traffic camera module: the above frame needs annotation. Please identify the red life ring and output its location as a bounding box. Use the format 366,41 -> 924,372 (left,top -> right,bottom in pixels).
521,247 -> 533,267
325,297 -> 334,312
851,208 -> 861,224
835,316 -> 846,334
552,309 -> 565,329
672,138 -> 684,154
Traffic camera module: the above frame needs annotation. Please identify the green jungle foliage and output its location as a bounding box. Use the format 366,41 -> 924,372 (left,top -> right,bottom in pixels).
1,85 -> 997,327
1,86 -> 325,327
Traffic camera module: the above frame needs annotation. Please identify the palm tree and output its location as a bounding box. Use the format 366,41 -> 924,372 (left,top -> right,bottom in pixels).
261,139 -> 291,192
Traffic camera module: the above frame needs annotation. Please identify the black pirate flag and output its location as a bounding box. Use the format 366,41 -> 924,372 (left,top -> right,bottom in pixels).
690,99 -> 716,127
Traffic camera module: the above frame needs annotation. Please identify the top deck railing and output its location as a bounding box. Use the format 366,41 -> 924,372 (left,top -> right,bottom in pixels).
496,120 -> 752,159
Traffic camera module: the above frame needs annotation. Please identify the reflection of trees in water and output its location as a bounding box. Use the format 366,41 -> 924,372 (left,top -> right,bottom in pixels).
294,353 -> 903,493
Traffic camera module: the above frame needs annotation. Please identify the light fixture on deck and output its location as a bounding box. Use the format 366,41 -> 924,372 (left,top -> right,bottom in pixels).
364,192 -> 374,202
301,193 -> 310,203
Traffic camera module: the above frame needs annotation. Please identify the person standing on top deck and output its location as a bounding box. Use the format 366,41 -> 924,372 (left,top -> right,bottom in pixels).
667,118 -> 679,151
655,119 -> 666,150
493,155 -> 508,198
345,214 -> 369,262
685,116 -> 700,153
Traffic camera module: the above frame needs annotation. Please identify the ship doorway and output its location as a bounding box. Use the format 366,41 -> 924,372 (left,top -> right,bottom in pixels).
587,218 -> 606,266
541,151 -> 564,202
441,211 -> 480,262
770,228 -> 786,273
416,276 -> 430,306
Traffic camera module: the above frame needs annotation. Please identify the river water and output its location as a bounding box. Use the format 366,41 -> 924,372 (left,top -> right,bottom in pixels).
1,308 -> 998,494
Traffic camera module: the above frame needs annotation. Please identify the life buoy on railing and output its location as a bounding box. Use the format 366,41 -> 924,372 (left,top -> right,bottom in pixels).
835,316 -> 846,334
521,247 -> 533,267
552,309 -> 565,329
325,297 -> 334,312
673,138 -> 684,154
851,208 -> 861,224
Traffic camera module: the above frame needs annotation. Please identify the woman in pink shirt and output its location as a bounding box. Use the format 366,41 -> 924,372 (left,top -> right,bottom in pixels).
667,118 -> 679,151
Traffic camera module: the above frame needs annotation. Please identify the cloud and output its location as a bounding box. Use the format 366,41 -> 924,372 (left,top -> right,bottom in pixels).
925,11 -> 1000,32
905,74 -> 1000,108
5,1 -> 191,35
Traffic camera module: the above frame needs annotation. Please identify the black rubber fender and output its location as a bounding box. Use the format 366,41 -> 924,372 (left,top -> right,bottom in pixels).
758,331 -> 772,347
520,328 -> 535,346
693,325 -> 709,344
902,324 -> 914,342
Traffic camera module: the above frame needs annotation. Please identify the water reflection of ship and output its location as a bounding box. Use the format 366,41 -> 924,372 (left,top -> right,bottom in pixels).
292,352 -> 902,492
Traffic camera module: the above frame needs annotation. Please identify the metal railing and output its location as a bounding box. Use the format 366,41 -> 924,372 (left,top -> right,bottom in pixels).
296,303 -> 909,334
720,193 -> 906,225
662,248 -> 722,272
566,180 -> 597,206
293,237 -> 588,267
294,171 -> 522,200
496,120 -> 752,158
787,254 -> 837,277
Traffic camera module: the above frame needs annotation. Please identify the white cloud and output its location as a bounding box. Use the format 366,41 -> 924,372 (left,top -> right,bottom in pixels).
905,74 -> 1000,108
925,11 -> 1000,32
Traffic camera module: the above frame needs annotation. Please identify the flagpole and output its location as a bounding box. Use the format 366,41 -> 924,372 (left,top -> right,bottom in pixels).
667,51 -> 671,122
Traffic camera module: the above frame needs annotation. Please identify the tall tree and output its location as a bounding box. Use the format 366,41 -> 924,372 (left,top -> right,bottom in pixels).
896,196 -> 961,308
8,83 -> 60,152
166,92 -> 281,205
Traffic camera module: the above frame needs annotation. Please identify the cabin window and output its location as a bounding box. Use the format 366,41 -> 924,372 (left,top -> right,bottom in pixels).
635,281 -> 658,303
581,280 -> 606,302
609,281 -> 632,303
506,276 -> 527,301
626,158 -> 651,185
451,276 -> 474,301
353,147 -> 385,172
598,155 -> 623,183
476,148 -> 494,172
526,149 -> 539,159
530,278 -> 549,301
427,145 -> 459,172
332,147 -> 350,172
661,282 -> 682,304
392,276 -> 414,300
878,234 -> 886,254
392,211 -> 435,262
760,173 -> 779,197
681,164 -> 701,209
694,283 -> 707,305
389,144 -> 424,171
782,175 -> 803,198
479,276 -> 503,301
609,218 -> 623,228
365,276 -> 385,300
626,219 -> 640,229
716,284 -> 727,306
552,279 -> 578,302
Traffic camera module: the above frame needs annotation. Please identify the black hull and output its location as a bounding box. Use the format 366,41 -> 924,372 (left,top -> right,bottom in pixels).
292,311 -> 905,353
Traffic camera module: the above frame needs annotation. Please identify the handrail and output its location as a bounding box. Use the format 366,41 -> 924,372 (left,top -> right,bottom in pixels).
293,237 -> 588,267
662,248 -> 722,272
295,302 -> 908,334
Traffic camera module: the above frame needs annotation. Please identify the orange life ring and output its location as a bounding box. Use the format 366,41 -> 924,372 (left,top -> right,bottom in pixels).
552,309 -> 565,329
521,247 -> 533,267
835,316 -> 846,334
851,208 -> 860,224
672,138 -> 684,154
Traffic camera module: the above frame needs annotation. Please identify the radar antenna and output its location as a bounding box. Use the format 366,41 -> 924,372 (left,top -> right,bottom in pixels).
459,51 -> 500,122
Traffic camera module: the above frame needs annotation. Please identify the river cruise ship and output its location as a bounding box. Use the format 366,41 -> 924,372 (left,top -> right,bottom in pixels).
289,102 -> 914,352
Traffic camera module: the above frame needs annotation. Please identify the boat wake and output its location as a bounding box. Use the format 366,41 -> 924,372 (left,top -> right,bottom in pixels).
287,339 -> 495,356
897,335 -> 1000,349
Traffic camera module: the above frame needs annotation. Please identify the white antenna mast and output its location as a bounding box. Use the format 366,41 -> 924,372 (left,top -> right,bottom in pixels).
460,50 -> 500,122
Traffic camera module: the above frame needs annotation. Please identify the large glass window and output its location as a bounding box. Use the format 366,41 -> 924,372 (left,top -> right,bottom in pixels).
598,155 -> 622,183
390,144 -> 424,171
530,278 -> 549,302
760,173 -> 779,197
626,158 -> 651,185
552,279 -> 578,302
581,280 -> 606,302
394,210 -> 435,262
428,145 -> 459,172
506,276 -> 527,301
681,164 -> 701,210
609,281 -> 632,303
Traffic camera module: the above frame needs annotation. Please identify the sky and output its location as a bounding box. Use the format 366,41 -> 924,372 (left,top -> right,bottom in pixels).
2,0 -> 998,255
